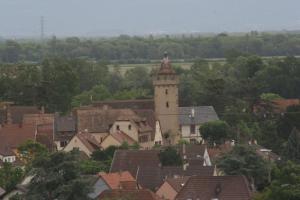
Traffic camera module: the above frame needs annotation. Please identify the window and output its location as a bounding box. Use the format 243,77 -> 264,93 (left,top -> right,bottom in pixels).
128,124 -> 132,130
60,141 -> 68,147
116,125 -> 120,130
190,139 -> 197,144
165,89 -> 168,95
166,102 -> 169,108
139,135 -> 149,143
190,124 -> 195,134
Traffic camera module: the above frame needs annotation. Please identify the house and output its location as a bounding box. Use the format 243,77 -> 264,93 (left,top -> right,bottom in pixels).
54,114 -> 76,150
88,171 -> 136,199
175,176 -> 252,200
110,149 -> 215,191
98,189 -> 161,200
74,106 -> 156,148
156,177 -> 189,200
254,98 -> 300,114
179,144 -> 212,166
100,131 -> 136,149
110,150 -> 162,190
179,106 -> 219,143
63,132 -> 101,157
0,124 -> 36,165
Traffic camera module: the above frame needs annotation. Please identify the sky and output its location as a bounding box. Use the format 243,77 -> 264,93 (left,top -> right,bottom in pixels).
1,0 -> 300,37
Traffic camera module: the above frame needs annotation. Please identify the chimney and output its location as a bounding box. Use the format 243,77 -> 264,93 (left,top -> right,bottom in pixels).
191,108 -> 195,118
6,106 -> 12,124
41,106 -> 45,114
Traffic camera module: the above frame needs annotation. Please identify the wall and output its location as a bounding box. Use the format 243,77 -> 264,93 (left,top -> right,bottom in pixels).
63,136 -> 92,157
110,121 -> 138,141
181,125 -> 202,143
100,135 -> 121,149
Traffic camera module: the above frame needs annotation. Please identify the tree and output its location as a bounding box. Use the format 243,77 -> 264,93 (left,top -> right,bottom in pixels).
254,161 -> 300,200
0,163 -> 23,192
200,120 -> 232,146
260,93 -> 282,101
39,58 -> 79,112
283,128 -> 300,163
217,145 -> 269,190
18,140 -> 48,165
26,150 -> 92,200
158,146 -> 182,166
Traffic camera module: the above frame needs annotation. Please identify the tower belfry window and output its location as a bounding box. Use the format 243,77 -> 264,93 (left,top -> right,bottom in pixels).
166,102 -> 169,108
165,89 -> 168,95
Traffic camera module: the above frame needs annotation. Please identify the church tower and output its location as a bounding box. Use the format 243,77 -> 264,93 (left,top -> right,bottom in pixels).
153,52 -> 180,144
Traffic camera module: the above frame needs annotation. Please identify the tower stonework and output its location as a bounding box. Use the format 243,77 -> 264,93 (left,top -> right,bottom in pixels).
153,53 -> 180,144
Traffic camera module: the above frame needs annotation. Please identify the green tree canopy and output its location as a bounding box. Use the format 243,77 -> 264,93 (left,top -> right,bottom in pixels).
200,120 -> 232,146
217,145 -> 269,190
158,146 -> 182,166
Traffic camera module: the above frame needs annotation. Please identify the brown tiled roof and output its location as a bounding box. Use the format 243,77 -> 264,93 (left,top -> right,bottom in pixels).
99,171 -> 136,189
54,114 -> 76,142
162,165 -> 214,178
110,150 -> 162,190
175,176 -> 252,200
0,124 -> 36,156
166,176 -> 190,192
179,144 -> 207,160
9,106 -> 40,124
92,99 -> 155,110
109,131 -> 136,145
75,107 -> 139,133
110,150 -> 215,190
23,113 -> 54,125
98,189 -> 161,200
36,124 -> 54,152
76,132 -> 101,153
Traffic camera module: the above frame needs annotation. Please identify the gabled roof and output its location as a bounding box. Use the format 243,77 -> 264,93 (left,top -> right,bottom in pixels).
99,171 -> 136,189
110,150 -> 162,190
179,144 -> 207,160
108,131 -> 136,146
165,177 -> 190,193
0,124 -> 36,156
76,132 -> 101,153
8,106 -> 41,124
98,189 -> 161,200
175,176 -> 252,200
162,165 -> 214,178
179,106 -> 219,125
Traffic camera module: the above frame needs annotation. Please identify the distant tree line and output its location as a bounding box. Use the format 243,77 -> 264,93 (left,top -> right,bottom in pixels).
1,31 -> 300,63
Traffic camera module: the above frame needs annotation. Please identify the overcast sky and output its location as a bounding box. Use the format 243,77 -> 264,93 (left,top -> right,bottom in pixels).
1,0 -> 300,37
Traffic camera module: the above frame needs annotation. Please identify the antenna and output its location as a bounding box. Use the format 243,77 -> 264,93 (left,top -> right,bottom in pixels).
40,16 -> 44,42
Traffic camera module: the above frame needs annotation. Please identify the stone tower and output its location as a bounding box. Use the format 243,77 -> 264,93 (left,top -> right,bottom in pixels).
153,53 -> 180,144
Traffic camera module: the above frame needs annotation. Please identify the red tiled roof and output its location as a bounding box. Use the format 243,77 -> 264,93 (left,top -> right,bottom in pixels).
175,176 -> 252,200
99,171 -> 136,189
272,99 -> 300,112
0,124 -> 36,156
98,189 -> 161,200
